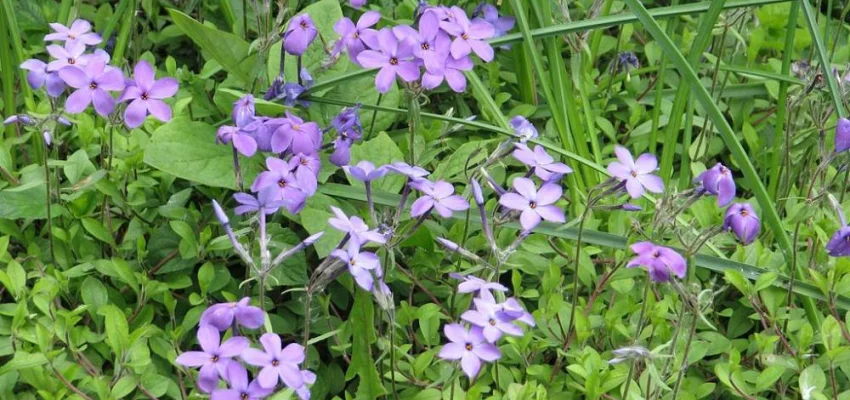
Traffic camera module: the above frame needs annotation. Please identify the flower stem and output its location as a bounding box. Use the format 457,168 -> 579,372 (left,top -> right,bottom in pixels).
407,91 -> 420,165
670,312 -> 699,398
43,143 -> 56,265
232,146 -> 244,191
366,94 -> 383,140
365,181 -> 378,226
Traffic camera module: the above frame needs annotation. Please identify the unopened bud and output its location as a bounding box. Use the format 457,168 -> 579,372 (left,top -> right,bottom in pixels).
212,200 -> 229,225
42,131 -> 52,147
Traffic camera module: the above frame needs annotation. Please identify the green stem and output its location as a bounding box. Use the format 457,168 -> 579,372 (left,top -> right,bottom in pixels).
768,1 -> 799,198
622,279 -> 652,398
670,312 -> 699,399
407,91 -> 420,165
366,93 -> 383,140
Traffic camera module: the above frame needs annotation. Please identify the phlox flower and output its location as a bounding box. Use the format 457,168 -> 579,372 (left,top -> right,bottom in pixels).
175,325 -> 249,393
357,29 -> 420,93
627,242 -> 687,283
438,323 -> 501,379
606,145 -> 664,198
498,177 -> 565,231
120,60 -> 178,128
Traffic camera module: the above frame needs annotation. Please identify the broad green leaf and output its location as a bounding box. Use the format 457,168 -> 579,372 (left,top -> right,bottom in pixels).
100,305 -> 130,355
799,364 -> 826,400
168,9 -> 255,84
81,277 -> 109,313
0,352 -> 47,375
345,290 -> 385,398
0,180 -> 47,219
82,217 -> 117,247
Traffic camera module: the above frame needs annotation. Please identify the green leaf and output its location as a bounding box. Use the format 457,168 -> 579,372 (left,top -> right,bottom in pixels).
99,305 -> 130,355
144,118 -> 263,190
167,9 -> 254,84
5,260 -> 25,298
799,364 -> 826,399
111,375 -> 138,399
308,64 -> 401,135
81,277 -> 109,313
345,290 -> 385,398
267,0 -> 346,84
754,271 -> 778,292
198,262 -> 214,295
0,180 -> 47,219
348,132 -> 405,193
0,352 -> 47,375
82,217 -> 117,247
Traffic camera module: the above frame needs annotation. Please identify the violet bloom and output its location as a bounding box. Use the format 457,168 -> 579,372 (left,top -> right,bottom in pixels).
333,12 -> 380,62
251,158 -> 308,212
20,59 -> 65,97
290,153 -> 321,196
46,41 -> 87,72
498,177 -> 565,231
45,19 -> 102,45
357,29 -> 420,93
500,297 -> 535,327
58,59 -> 125,116
694,163 -> 736,206
412,11 -> 452,74
270,112 -> 321,155
606,145 -> 664,198
627,242 -> 687,283
200,297 -> 265,331
328,206 -> 386,244
827,227 -> 850,257
440,6 -> 495,62
175,325 -> 249,393
350,0 -> 367,8
512,143 -> 573,181
331,240 -> 381,290
345,160 -> 388,182
422,55 -> 472,92
283,14 -> 318,56
332,105 -> 363,135
241,333 -> 307,389
461,296 -> 524,342
410,180 -> 470,218
232,95 -> 255,127
836,117 -> 850,153
510,116 -> 537,142
217,125 -> 257,157
438,323 -> 501,379
723,203 -> 760,245
330,137 -> 354,166
476,4 -> 515,38
211,363 -> 273,400
120,60 -> 178,128
451,273 -> 508,295
386,161 -> 430,180
233,187 -> 289,215
293,371 -> 317,400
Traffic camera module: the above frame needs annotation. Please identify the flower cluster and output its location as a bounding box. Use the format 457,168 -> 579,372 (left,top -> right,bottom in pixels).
176,299 -> 314,399
333,5 -> 515,93
438,275 -> 533,379
21,19 -> 177,128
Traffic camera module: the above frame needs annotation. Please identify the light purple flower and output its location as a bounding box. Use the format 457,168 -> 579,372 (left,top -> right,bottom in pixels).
175,325 -> 249,393
440,6 -> 495,62
357,29 -> 420,93
120,60 -> 178,128
46,41 -> 88,72
330,137 -> 354,167
836,117 -> 850,153
723,203 -> 760,245
20,59 -> 65,97
333,12 -> 380,62
270,112 -> 322,155
607,145 -> 664,198
58,59 -> 125,116
410,180 -> 470,218
331,240 -> 381,290
437,324 -> 501,379
293,370 -> 317,400
627,242 -> 687,283
694,163 -> 736,206
217,125 -> 257,157
422,55 -> 472,92
344,160 -> 388,182
232,95 -> 255,127
283,14 -> 318,56
498,177 -> 565,231
44,19 -> 102,45
199,297 -> 265,331
500,297 -> 535,327
451,273 -> 508,295
233,187 -> 289,215
476,4 -> 515,37
332,105 -> 363,136
386,161 -> 430,180
3,115 -> 32,125
251,157 -> 308,213
512,143 -> 573,181
350,0 -> 367,8
461,296 -> 525,342
290,153 -> 321,196
510,116 -> 537,142
211,363 -> 273,400
827,226 -> 850,257
241,334 -> 307,389
328,206 -> 386,244
412,11 -> 452,74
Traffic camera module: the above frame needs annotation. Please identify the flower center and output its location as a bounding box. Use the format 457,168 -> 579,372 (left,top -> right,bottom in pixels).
211,355 -> 219,362
300,159 -> 309,166
529,202 -> 537,209
462,33 -> 469,40
271,359 -> 280,366
300,21 -> 308,29
488,319 -> 496,326
89,82 -> 98,90
241,393 -> 250,400
68,58 -> 75,65
652,251 -> 660,258
278,179 -> 287,188
465,343 -> 473,351
740,210 -> 749,217
69,34 -> 76,39
421,43 -> 430,50
353,32 -> 360,39
389,57 -> 399,66
292,124 -> 301,131
630,171 -> 638,177
141,93 -> 149,100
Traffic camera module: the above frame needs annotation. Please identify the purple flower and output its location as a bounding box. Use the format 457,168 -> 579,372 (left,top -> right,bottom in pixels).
627,242 -> 687,283
330,137 -> 354,166
290,153 -> 321,196
440,6 -> 495,62
412,11 -> 452,74
58,59 -> 125,116
44,20 -> 102,45
410,180 -> 470,218
217,125 -> 258,157
175,325 -> 249,393
251,158 -> 308,213
344,160 -> 388,182
827,227 -> 850,257
357,29 -> 420,93
422,55 -> 472,92
232,95 -> 255,127
836,117 -> 850,153
120,60 -> 178,128
451,273 -> 508,295
498,177 -> 565,231
3,115 -> 33,125
350,0 -> 367,8
333,12 -> 380,62
20,59 -> 65,97
293,370 -> 317,400
328,206 -> 387,244
233,187 -> 289,215
510,116 -> 537,142
461,296 -> 525,342
694,163 -> 736,206
386,161 -> 430,180
607,145 -> 664,198
46,41 -> 88,72
283,14 -> 318,56
211,363 -> 273,400
476,4 -> 515,38
500,297 -> 535,327
332,105 -> 363,136
437,324 -> 501,379
331,240 -> 381,290
270,112 -> 322,155
241,334 -> 307,389
723,203 -> 760,245
199,297 -> 265,331
512,144 -> 573,181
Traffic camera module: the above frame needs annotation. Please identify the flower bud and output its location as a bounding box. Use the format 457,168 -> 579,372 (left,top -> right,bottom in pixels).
836,117 -> 850,153
723,203 -> 760,245
212,200 -> 229,226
